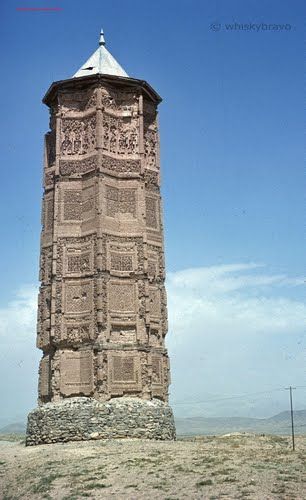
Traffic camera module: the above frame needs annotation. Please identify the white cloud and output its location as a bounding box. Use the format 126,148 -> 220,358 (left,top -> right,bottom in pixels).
0,285 -> 39,425
167,263 -> 306,337
168,263 -> 304,296
0,285 -> 38,344
166,264 -> 306,417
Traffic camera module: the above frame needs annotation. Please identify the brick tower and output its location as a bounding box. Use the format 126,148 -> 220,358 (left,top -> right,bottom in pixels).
26,31 -> 175,444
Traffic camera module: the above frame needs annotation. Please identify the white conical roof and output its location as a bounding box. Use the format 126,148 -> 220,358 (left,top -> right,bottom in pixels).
73,30 -> 128,78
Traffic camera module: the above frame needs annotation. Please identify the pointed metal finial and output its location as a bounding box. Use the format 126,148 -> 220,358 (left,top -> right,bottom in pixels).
99,29 -> 105,46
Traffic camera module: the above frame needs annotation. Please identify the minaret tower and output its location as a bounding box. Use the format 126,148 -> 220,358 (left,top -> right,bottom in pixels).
26,31 -> 175,444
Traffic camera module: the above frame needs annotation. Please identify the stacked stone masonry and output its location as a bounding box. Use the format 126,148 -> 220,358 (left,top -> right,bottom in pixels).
26,397 -> 176,445
37,80 -> 171,410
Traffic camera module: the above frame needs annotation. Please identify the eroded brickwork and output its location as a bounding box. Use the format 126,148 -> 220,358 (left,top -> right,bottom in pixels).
37,78 -> 171,407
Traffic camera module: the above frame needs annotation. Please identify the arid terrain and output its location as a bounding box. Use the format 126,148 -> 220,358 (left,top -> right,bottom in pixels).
0,433 -> 305,499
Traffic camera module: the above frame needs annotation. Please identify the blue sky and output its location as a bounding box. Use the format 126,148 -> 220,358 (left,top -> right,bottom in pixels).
0,0 -> 305,425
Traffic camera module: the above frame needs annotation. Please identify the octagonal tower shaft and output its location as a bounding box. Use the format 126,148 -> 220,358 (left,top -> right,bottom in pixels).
37,73 -> 171,405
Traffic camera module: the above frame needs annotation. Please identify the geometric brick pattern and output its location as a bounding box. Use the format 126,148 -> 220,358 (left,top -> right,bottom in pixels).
36,72 -> 171,404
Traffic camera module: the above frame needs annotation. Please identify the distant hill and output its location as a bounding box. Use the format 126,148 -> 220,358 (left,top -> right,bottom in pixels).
267,410 -> 306,424
175,410 -> 306,436
0,422 -> 26,434
1,411 -> 305,437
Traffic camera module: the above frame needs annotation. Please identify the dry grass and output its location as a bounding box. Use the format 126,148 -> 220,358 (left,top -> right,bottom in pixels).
0,433 -> 305,499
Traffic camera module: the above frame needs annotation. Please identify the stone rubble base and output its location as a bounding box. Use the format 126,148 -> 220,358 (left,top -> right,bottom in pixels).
26,397 -> 176,445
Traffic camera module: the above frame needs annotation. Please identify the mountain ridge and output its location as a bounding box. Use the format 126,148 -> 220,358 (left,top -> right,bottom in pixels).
175,409 -> 306,435
1,410 -> 305,436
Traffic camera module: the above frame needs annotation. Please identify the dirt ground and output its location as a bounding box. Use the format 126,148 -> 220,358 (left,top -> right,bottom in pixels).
0,433 -> 305,499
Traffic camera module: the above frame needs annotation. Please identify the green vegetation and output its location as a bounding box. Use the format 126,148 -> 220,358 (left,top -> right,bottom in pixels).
31,473 -> 63,494
83,482 -> 109,489
196,479 -> 214,486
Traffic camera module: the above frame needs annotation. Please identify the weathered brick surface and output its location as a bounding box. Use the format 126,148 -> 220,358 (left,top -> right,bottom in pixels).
27,52 -> 175,444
